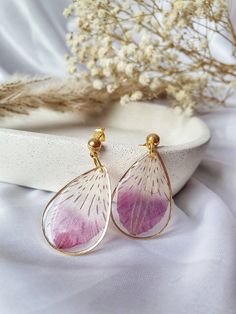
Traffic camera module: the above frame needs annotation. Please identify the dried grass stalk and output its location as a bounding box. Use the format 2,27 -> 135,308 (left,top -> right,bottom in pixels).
0,76 -> 168,118
0,77 -> 113,117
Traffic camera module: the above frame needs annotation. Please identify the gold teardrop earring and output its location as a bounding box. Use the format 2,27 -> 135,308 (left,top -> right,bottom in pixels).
42,128 -> 112,255
111,133 -> 172,239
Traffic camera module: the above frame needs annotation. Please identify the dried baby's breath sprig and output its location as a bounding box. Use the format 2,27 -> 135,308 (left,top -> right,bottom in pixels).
65,0 -> 236,113
1,0 -> 235,118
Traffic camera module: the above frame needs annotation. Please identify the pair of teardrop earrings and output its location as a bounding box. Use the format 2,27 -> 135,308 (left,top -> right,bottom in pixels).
42,128 -> 172,256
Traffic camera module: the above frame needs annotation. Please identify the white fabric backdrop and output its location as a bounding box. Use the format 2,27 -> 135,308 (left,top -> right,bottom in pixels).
0,1 -> 236,314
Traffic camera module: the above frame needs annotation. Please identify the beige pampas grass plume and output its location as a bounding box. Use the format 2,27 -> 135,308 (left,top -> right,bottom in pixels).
0,76 -> 116,117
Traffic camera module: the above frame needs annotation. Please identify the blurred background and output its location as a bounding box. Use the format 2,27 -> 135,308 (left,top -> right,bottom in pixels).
0,0 -> 71,80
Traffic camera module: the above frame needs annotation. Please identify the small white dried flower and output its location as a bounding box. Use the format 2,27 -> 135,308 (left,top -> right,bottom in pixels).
139,34 -> 152,49
117,61 -> 127,72
107,84 -> 116,94
86,60 -> 95,69
130,91 -> 143,101
184,106 -> 194,116
139,73 -> 150,86
126,43 -> 137,55
68,65 -> 77,74
120,94 -> 130,105
125,64 -> 135,77
93,79 -> 104,90
176,90 -> 187,102
98,47 -> 108,58
145,45 -> 154,59
103,67 -> 112,77
91,68 -> 101,76
63,6 -> 73,17
150,78 -> 161,91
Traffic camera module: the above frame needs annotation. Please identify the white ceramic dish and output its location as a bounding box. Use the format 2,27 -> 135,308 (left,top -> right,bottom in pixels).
0,102 -> 211,194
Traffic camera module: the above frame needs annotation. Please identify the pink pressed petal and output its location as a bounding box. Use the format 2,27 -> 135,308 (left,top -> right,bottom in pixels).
117,190 -> 168,236
53,208 -> 100,249
42,167 -> 111,254
113,154 -> 171,237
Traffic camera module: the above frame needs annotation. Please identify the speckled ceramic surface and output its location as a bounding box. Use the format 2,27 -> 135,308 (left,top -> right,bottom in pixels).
0,102 -> 211,195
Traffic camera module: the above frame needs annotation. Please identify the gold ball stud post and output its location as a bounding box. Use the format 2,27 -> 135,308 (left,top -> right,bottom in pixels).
88,138 -> 102,153
146,133 -> 160,147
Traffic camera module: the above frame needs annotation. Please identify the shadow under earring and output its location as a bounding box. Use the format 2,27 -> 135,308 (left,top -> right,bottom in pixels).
42,128 -> 111,255
111,133 -> 172,239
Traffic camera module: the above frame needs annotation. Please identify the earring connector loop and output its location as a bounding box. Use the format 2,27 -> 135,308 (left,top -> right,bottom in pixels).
88,128 -> 106,169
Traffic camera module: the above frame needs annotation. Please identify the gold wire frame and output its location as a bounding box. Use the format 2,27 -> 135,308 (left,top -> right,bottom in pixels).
42,166 -> 112,256
111,150 -> 173,240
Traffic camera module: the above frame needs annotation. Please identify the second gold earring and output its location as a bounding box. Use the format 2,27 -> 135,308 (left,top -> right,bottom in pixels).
42,128 -> 111,256
111,133 -> 172,239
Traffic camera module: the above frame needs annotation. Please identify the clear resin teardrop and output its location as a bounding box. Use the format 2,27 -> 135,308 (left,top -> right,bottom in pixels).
42,167 -> 111,255
112,153 -> 172,238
